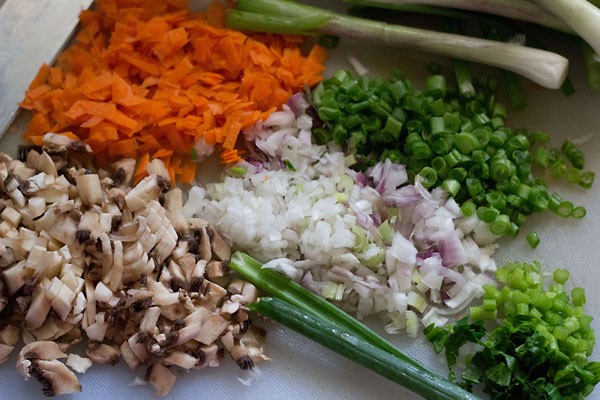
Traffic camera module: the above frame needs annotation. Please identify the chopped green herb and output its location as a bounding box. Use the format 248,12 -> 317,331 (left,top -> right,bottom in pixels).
229,166 -> 247,176
426,261 -> 600,399
526,231 -> 541,249
284,159 -> 297,172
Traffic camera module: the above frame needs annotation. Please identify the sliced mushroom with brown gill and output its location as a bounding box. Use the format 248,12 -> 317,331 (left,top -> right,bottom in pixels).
0,135 -> 268,396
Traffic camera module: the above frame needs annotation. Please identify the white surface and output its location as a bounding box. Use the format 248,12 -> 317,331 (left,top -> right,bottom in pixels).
1,2 -> 600,399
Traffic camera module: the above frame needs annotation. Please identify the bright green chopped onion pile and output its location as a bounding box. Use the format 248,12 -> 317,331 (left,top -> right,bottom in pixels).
425,261 -> 600,399
309,67 -> 594,236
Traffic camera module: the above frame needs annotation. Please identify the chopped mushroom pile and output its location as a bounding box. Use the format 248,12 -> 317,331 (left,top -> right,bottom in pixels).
0,133 -> 267,396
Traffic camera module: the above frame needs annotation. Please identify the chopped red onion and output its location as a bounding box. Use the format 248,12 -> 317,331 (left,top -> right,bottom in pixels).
384,185 -> 422,207
184,91 -> 502,337
419,254 -> 443,275
441,267 -> 467,285
443,281 -> 478,311
438,231 -> 468,267
286,92 -> 309,117
417,248 -> 435,261
368,159 -> 408,195
355,172 -> 367,187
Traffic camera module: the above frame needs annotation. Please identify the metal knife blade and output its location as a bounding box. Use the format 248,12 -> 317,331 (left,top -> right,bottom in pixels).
0,0 -> 93,138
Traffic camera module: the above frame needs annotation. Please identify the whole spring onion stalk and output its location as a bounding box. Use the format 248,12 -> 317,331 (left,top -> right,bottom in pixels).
229,252 -> 481,400
227,0 -> 568,89
344,0 -> 572,33
251,297 -> 481,400
533,0 -> 600,58
228,252 -> 427,369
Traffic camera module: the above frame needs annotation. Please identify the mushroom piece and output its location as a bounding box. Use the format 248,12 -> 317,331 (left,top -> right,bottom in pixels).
42,133 -> 92,154
86,342 -> 120,365
228,279 -> 259,305
164,188 -> 187,234
146,159 -> 171,185
127,332 -> 150,364
194,343 -> 220,369
162,351 -> 198,369
195,313 -> 229,345
0,244 -> 16,268
240,326 -> 269,364
25,281 -> 52,330
17,341 -> 81,396
2,206 -> 22,227
2,260 -> 28,295
0,278 -> 8,314
75,174 -> 104,206
120,340 -> 143,370
66,353 -> 93,374
0,343 -> 14,363
111,158 -> 136,189
206,225 -> 231,261
145,363 -> 176,397
0,147 -> 269,397
0,324 -> 20,346
199,279 -> 228,309
206,260 -> 229,287
197,226 -> 212,261
34,152 -> 58,177
220,331 -> 254,370
27,359 -> 82,397
11,162 -> 36,182
220,300 -> 240,318
125,175 -> 167,212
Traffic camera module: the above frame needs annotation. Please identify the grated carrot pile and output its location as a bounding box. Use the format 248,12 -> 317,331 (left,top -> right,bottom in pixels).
19,0 -> 327,183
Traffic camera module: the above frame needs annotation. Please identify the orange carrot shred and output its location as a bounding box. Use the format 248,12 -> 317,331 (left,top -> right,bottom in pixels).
134,152 -> 150,183
178,159 -> 196,183
19,0 -> 326,183
49,67 -> 64,88
28,64 -> 51,90
220,149 -> 243,164
153,148 -> 174,159
108,138 -> 138,158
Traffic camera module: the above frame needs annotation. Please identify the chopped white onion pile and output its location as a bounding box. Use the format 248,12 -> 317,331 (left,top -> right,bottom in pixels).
184,94 -> 500,336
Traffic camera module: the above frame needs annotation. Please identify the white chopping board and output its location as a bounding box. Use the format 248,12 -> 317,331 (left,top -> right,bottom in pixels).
0,1 -> 599,399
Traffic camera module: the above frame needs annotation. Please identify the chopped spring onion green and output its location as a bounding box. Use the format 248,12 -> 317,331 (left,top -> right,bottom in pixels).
284,159 -> 297,172
377,219 -> 394,244
526,231 -> 541,248
426,261 -> 600,399
322,282 -> 345,301
572,206 -> 587,219
308,66 -> 592,237
453,59 -> 475,98
579,171 -> 596,189
229,166 -> 247,176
